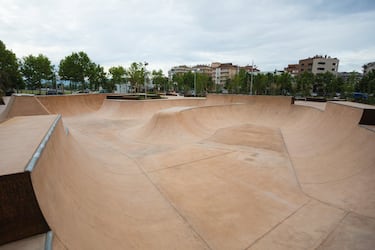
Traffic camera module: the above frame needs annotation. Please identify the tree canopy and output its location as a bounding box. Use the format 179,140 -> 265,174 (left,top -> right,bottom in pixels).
227,69 -> 247,94
151,69 -> 168,92
357,69 -> 375,95
21,54 -> 53,93
108,66 -> 126,91
59,51 -> 93,90
126,62 -> 147,92
0,40 -> 23,94
172,71 -> 213,96
89,63 -> 107,91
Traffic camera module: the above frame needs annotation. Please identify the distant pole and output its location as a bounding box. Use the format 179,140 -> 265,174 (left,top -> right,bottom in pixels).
194,70 -> 197,97
193,68 -> 200,97
144,62 -> 148,99
250,60 -> 254,95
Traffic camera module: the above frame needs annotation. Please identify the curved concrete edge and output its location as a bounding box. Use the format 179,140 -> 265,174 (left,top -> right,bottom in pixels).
36,94 -> 107,116
326,101 -> 375,125
0,95 -> 15,122
25,114 -> 62,172
44,231 -> 53,250
327,101 -> 375,125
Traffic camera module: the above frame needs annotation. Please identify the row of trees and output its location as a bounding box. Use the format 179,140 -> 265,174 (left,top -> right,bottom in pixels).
108,63 -> 168,93
171,71 -> 214,96
1,39 -> 374,99
171,68 -> 371,98
224,69 -> 373,99
0,40 -> 169,94
0,41 -> 23,94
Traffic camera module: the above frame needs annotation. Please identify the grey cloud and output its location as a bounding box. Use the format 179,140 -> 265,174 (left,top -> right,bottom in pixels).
0,0 -> 374,73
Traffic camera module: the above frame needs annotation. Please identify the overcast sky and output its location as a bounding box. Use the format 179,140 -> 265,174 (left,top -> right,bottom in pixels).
1,0 -> 375,74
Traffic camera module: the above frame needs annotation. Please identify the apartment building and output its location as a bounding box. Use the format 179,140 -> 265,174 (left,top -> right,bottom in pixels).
363,62 -> 375,75
284,64 -> 299,76
211,63 -> 239,86
338,71 -> 362,83
169,63 -> 259,88
192,64 -> 212,76
298,55 -> 339,75
211,63 -> 259,86
241,65 -> 260,74
168,65 -> 192,79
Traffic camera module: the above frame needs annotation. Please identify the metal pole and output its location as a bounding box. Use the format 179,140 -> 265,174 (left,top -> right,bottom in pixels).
144,62 -> 148,99
250,60 -> 254,95
194,70 -> 196,97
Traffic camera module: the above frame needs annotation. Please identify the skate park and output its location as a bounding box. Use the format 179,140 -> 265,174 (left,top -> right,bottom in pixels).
0,93 -> 375,249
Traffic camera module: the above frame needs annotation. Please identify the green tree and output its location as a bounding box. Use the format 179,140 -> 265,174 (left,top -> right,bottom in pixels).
0,40 -> 23,94
357,69 -> 375,95
253,73 -> 267,95
296,72 -> 314,96
171,71 -> 213,95
152,69 -> 168,92
314,72 -> 337,96
230,73 -> 239,94
126,62 -> 147,93
196,73 -> 212,95
108,66 -> 126,92
21,54 -> 53,94
225,69 -> 247,94
206,76 -> 214,93
89,63 -> 107,91
225,78 -> 233,93
183,71 -> 194,94
343,72 -> 359,94
335,77 -> 345,96
276,72 -> 293,95
265,72 -> 277,95
59,51 -> 93,91
172,73 -> 184,93
238,69 -> 248,94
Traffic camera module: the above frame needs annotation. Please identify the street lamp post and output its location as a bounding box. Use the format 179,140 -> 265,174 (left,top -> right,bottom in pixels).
193,68 -> 200,97
144,62 -> 148,99
250,60 -> 254,95
194,70 -> 197,97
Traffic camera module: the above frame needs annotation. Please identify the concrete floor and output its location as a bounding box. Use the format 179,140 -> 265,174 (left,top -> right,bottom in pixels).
1,94 -> 374,249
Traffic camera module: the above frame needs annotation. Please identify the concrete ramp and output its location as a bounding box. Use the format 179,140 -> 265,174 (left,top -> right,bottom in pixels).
30,116 -> 210,249
204,94 -> 294,106
96,98 -> 206,119
284,102 -> 375,217
130,104 -> 252,144
36,94 -> 106,117
0,115 -> 58,246
0,95 -> 49,122
1,94 -> 108,122
128,99 -> 301,145
130,106 -> 207,144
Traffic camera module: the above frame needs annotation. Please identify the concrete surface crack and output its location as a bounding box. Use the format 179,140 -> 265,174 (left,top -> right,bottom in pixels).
244,199 -> 312,250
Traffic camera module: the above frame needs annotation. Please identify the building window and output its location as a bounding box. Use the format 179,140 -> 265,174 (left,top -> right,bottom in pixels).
332,68 -> 335,71
317,67 -> 325,71
332,63 -> 336,66
318,62 -> 326,65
